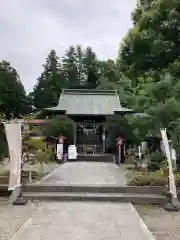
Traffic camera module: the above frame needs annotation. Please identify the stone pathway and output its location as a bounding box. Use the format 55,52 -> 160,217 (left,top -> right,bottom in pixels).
10,162 -> 155,240
42,162 -> 127,185
11,202 -> 155,240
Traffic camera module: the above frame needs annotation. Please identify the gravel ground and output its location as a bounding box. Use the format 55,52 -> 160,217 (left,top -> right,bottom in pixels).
136,206 -> 180,240
0,198 -> 41,240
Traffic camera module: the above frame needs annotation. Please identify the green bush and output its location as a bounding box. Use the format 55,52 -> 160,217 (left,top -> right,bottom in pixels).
35,150 -> 50,173
148,151 -> 165,171
46,150 -> 55,162
42,116 -> 75,147
175,172 -> 180,188
24,138 -> 45,152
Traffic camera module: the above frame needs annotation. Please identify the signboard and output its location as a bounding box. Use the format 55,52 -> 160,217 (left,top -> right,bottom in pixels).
68,145 -> 77,160
4,123 -> 22,191
141,141 -> 148,155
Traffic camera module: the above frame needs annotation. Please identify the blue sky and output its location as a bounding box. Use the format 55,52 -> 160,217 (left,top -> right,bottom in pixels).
0,0 -> 136,92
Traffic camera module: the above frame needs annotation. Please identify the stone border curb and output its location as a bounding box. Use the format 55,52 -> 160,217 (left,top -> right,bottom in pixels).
129,203 -> 156,240
10,215 -> 33,240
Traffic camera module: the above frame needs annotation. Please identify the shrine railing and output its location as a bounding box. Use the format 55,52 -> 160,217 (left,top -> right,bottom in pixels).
77,144 -> 102,154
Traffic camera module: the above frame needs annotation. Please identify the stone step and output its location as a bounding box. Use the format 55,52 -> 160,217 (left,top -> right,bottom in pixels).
24,184 -> 165,195
23,192 -> 167,205
74,154 -> 114,162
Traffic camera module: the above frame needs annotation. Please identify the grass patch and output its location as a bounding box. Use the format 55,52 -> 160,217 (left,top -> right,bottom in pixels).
129,174 -> 168,186
123,163 -> 180,187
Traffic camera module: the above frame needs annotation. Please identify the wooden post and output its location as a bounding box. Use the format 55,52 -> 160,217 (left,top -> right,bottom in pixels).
29,171 -> 32,183
102,125 -> 105,153
74,124 -> 77,145
118,146 -> 121,164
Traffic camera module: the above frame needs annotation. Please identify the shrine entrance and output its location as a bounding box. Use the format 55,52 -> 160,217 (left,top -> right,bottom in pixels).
76,121 -> 104,154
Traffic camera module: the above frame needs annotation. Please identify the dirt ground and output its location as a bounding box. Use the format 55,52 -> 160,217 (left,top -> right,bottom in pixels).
0,198 -> 40,240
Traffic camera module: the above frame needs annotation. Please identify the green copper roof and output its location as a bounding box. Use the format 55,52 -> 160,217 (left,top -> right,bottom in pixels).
45,89 -> 133,115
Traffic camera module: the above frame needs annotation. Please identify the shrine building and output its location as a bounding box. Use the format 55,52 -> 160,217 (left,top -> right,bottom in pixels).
44,89 -> 133,154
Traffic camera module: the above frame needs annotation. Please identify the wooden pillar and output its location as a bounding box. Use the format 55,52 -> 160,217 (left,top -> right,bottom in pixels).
102,124 -> 105,153
74,123 -> 77,145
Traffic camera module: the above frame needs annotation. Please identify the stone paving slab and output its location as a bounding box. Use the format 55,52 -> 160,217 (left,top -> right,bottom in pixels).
42,162 -> 126,185
10,202 -> 155,240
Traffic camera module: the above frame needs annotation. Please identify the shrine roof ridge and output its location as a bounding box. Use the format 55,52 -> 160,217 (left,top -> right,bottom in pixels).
62,89 -> 118,95
44,88 -> 134,115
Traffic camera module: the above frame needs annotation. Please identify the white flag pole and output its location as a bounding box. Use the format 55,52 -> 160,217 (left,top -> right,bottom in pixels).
160,128 -> 180,210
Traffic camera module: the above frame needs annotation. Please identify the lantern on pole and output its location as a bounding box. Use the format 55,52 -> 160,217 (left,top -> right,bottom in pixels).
59,135 -> 65,144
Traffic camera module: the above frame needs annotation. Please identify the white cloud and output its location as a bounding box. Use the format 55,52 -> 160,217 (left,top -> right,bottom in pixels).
0,0 -> 136,93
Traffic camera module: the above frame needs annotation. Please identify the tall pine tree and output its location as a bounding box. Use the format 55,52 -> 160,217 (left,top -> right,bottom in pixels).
62,45 -> 79,88
31,50 -> 65,109
83,47 -> 99,89
0,61 -> 30,119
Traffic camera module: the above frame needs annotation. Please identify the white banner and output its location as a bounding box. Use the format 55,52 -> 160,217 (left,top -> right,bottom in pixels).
57,143 -> 63,160
160,128 -> 177,198
4,123 -> 22,190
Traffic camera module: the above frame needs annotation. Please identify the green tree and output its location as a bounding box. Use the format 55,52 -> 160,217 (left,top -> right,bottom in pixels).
116,0 -> 180,148
31,50 -> 64,109
42,116 -> 75,147
83,47 -> 99,88
97,76 -> 118,90
118,0 -> 180,85
0,61 -> 31,119
105,115 -> 136,151
62,45 -> 83,88
98,60 -> 120,83
62,45 -> 99,89
0,123 -> 8,160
